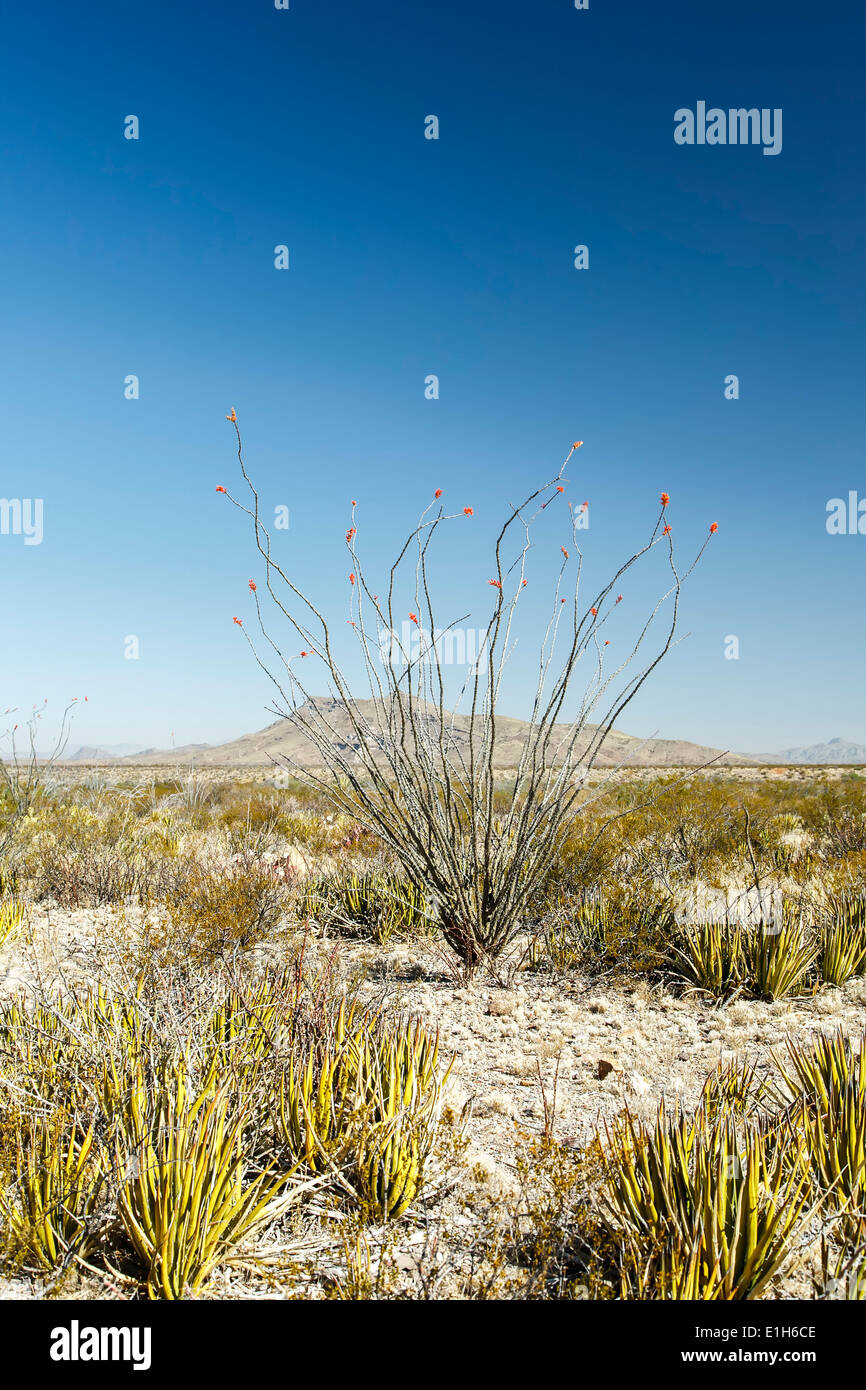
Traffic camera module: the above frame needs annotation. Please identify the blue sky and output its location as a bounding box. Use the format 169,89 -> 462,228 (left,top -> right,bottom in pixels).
1,0 -> 864,757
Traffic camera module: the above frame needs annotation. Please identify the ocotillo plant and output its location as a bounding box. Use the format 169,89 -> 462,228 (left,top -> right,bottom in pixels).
0,699 -> 79,865
217,414 -> 717,977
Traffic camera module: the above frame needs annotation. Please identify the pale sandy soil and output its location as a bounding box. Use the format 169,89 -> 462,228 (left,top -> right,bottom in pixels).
2,902 -> 865,1300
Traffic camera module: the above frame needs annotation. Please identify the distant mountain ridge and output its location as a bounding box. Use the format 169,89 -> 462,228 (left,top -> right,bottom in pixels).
100,699 -> 750,770
65,743 -> 148,762
764,737 -> 866,765
56,723 -> 866,770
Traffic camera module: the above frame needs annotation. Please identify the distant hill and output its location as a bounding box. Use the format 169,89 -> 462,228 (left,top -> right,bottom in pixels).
113,698 -> 751,770
63,742 -> 209,764
65,743 -> 147,762
763,737 -> 866,765
57,716 -> 866,772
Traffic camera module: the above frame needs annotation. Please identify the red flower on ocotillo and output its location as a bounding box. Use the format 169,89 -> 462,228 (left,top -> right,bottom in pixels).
661,492 -> 670,506
215,486 -> 226,493
710,522 -> 718,533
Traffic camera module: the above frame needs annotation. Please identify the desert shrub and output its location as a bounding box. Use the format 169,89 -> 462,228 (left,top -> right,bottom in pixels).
148,780 -> 184,801
669,921 -> 746,997
137,812 -> 182,857
0,898 -> 25,948
788,1061 -> 866,1243
543,779 -> 828,906
215,783 -> 282,831
114,1053 -> 302,1300
743,917 -> 819,1001
0,866 -> 19,899
302,870 -> 433,944
817,1241 -> 866,1299
544,886 -> 676,975
696,1057 -> 767,1121
604,780 -> 745,884
276,811 -> 345,857
599,1106 -> 812,1299
820,919 -> 866,986
801,784 -> 866,858
770,1028 -> 864,1109
0,1112 -> 105,1272
21,799 -> 191,906
160,858 -> 290,965
823,809 -> 866,858
770,1031 -> 866,1242
742,810 -> 813,876
539,808 -> 628,900
276,1002 -> 448,1220
809,890 -> 866,985
465,1074 -> 813,1301
659,801 -> 743,879
0,958 -> 452,1293
470,1133 -> 617,1300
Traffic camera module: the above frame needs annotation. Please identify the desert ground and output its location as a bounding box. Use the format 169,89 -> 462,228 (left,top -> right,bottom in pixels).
1,762 -> 864,1300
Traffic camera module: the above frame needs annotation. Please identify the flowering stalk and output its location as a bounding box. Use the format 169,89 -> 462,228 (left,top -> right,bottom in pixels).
217,419 -> 716,976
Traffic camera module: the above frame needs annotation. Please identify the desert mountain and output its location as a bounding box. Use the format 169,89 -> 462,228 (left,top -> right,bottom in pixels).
64,743 -> 149,762
763,737 -> 866,765
113,698 -> 752,770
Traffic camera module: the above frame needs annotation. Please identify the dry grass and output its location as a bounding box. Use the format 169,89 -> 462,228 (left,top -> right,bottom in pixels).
1,768 -> 865,1299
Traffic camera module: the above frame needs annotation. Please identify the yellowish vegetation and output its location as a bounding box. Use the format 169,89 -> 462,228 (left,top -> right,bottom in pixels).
1,769 -> 865,1298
